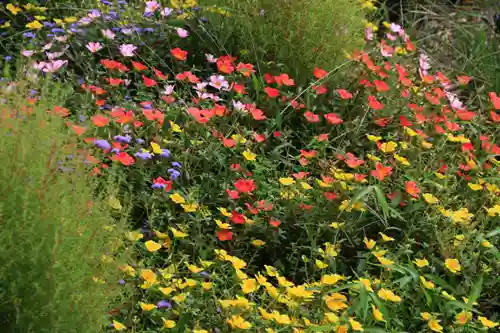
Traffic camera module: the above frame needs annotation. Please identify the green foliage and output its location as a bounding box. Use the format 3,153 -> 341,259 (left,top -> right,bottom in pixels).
202,0 -> 367,79
0,82 -> 130,333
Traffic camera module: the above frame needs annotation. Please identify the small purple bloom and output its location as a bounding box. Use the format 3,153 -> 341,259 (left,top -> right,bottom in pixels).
23,32 -> 36,38
171,162 -> 182,168
135,150 -> 152,160
119,279 -> 126,285
157,300 -> 172,309
151,183 -> 165,189
136,138 -> 145,144
94,139 -> 111,150
168,168 -> 181,180
160,149 -> 170,157
113,135 -> 132,143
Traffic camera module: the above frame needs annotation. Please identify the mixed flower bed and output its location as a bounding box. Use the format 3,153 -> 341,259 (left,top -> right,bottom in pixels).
0,0 -> 499,332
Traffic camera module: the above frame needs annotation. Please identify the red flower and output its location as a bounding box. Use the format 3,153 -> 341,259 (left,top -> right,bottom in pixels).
91,114 -> 110,127
231,211 -> 245,224
176,71 -> 200,83
323,192 -> 338,200
70,124 -> 87,136
336,89 -> 353,100
292,171 -> 309,179
162,95 -> 176,104
223,138 -> 236,148
236,63 -> 255,77
345,153 -> 364,168
406,39 -> 415,51
142,75 -> 157,87
324,113 -> 343,125
300,150 -> 317,159
374,117 -> 391,127
489,92 -> 500,109
456,75 -> 472,85
95,99 -> 106,106
312,85 -> 327,95
111,109 -> 134,124
455,109 -> 476,121
100,59 -> 129,72
263,73 -> 274,84
256,200 -> 273,211
153,67 -> 167,80
313,67 -> 328,79
275,73 -> 295,87
253,133 -> 266,142
316,133 -> 329,142
131,61 -> 148,71
250,107 -> 267,120
226,189 -> 240,199
52,106 -> 69,117
170,48 -> 187,61
187,107 -> 215,124
234,179 -> 256,193
264,87 -> 280,98
217,230 -> 233,241
370,162 -> 392,181
105,78 -> 124,86
217,55 -> 235,74
232,83 -> 246,94
116,152 -> 134,166
245,203 -> 259,215
269,219 -> 281,228
143,109 -> 164,124
230,164 -> 241,171
373,80 -> 389,92
368,95 -> 384,110
490,111 -> 500,123
304,111 -> 320,123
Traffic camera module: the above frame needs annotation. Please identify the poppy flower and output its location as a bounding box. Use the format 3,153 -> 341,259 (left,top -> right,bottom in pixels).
170,47 -> 187,61
116,152 -> 134,166
264,87 -> 279,98
131,61 -> 148,71
142,75 -> 157,87
250,108 -> 267,120
324,113 -> 343,125
269,219 -> 281,228
336,89 -> 353,100
368,95 -> 384,110
370,162 -> 392,181
143,109 -> 164,124
91,114 -> 110,127
222,138 -> 236,148
489,92 -> 500,109
304,111 -> 320,123
274,73 -> 295,86
314,67 -> 328,79
234,179 -> 256,193
373,80 -> 390,92
231,211 -> 245,224
217,230 -> 233,241
405,181 -> 420,198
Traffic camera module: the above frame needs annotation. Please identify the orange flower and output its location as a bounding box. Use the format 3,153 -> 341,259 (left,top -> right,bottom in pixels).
405,181 -> 421,198
216,230 -> 233,241
370,162 -> 392,181
170,47 -> 187,61
91,114 -> 110,127
313,67 -> 328,79
368,95 -> 384,110
489,92 -> 500,109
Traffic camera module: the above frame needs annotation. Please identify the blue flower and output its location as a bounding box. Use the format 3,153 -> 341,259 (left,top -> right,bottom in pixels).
135,150 -> 153,160
23,32 -> 36,38
171,162 -> 182,168
113,135 -> 132,143
168,168 -> 181,180
94,139 -> 111,150
157,300 -> 172,309
160,149 -> 170,157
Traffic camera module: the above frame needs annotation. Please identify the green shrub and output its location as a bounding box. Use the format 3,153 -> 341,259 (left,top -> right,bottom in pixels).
0,82 -> 130,333
202,0 -> 367,79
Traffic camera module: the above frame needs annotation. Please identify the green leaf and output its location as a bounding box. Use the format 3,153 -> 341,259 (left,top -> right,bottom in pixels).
364,328 -> 389,333
467,274 -> 483,309
424,274 -> 457,293
486,228 -> 500,238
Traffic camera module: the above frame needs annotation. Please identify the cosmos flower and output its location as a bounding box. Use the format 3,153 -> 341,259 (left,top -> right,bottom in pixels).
119,44 -> 137,57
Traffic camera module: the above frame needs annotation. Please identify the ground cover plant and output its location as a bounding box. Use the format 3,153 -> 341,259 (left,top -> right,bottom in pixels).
0,0 -> 499,332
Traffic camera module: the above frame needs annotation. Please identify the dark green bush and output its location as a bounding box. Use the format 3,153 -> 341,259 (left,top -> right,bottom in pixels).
0,82 -> 129,333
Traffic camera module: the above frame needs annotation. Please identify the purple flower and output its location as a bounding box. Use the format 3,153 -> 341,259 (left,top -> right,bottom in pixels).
135,150 -> 153,160
171,162 -> 182,168
160,149 -> 170,157
119,279 -> 126,285
136,138 -> 145,144
23,32 -> 36,38
94,139 -> 111,150
161,8 -> 173,16
113,135 -> 132,143
157,300 -> 172,309
151,183 -> 165,189
168,168 -> 181,180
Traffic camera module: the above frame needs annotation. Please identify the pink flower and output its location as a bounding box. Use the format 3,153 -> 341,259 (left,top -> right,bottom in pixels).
119,44 -> 137,57
364,27 -> 373,41
161,8 -> 173,16
205,54 -> 217,63
101,29 -> 115,39
145,1 -> 160,13
390,23 -> 402,33
55,35 -> 68,43
209,75 -> 229,90
176,27 -> 189,38
162,85 -> 175,95
21,50 -> 35,57
86,42 -> 103,53
42,60 -> 68,73
46,51 -> 65,60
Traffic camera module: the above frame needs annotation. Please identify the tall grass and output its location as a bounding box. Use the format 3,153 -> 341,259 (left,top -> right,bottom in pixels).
202,0 -> 366,79
0,82 -> 130,333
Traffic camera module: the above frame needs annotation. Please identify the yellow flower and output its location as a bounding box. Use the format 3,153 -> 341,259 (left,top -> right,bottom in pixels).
379,232 -> 394,242
435,172 -> 446,179
34,15 -> 46,20
187,264 -> 203,273
455,311 -> 472,325
150,142 -> 162,154
120,265 -> 137,277
200,260 -> 214,268
444,258 -> 461,274
126,231 -> 143,241
0,21 -> 11,28
468,183 -> 483,191
231,134 -> 246,144
420,276 -> 435,289
201,282 -> 212,290
447,134 -> 470,143
26,20 -> 43,30
478,316 -> 499,328
377,288 -> 401,302
321,274 -> 345,285
380,141 -> 397,153
441,291 -> 456,301
301,182 -> 312,190
421,141 -> 433,149
63,16 -> 77,23
172,293 -> 187,303
169,120 -> 183,132
428,319 -> 443,332
159,287 -> 174,295
329,222 -> 345,229
169,192 -> 185,204
145,240 -> 162,252
315,260 -> 328,269
193,330 -> 208,333
421,312 -> 433,320
181,203 -> 198,212
404,127 -> 417,137
215,219 -> 231,229
367,153 -> 381,162
241,279 -> 259,294
279,177 -> 296,185
394,154 -> 410,166
371,304 -> 385,322
6,4 -> 22,15
325,293 -> 348,312
242,150 -> 256,161
358,278 -> 373,292
287,285 -> 314,299
481,240 -> 492,248
139,302 -> 157,311
487,204 -> 500,217
251,239 -> 265,247
349,318 -> 364,331
366,134 -> 382,142
363,237 -> 376,249
112,320 -> 126,331
170,227 -> 188,238
450,208 -> 474,225
226,315 -> 252,329
377,256 -> 394,266
414,258 -> 429,268
423,193 -> 439,204
324,312 -> 339,323
162,318 -> 176,328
